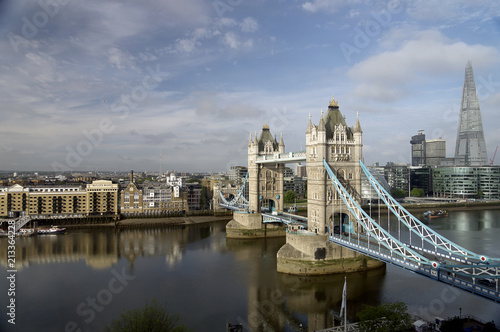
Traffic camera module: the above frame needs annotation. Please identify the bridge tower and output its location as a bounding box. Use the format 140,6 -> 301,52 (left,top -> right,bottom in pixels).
277,95 -> 384,275
305,96 -> 363,234
248,123 -> 285,214
226,123 -> 287,238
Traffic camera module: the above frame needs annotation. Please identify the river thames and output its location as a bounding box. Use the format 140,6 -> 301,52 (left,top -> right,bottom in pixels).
1,209 -> 500,332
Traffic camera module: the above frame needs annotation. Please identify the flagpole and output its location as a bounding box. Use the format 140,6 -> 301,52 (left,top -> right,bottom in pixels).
344,276 -> 347,332
340,276 -> 347,332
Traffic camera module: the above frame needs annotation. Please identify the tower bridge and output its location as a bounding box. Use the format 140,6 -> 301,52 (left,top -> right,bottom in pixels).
220,94 -> 500,303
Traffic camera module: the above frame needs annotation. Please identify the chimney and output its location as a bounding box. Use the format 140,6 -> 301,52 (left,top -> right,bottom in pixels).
130,170 -> 134,183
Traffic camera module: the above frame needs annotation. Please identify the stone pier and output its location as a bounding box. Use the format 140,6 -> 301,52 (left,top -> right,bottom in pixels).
277,230 -> 384,275
226,212 -> 285,239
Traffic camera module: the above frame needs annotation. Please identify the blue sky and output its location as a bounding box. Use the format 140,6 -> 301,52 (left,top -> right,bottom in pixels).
1,0 -> 500,173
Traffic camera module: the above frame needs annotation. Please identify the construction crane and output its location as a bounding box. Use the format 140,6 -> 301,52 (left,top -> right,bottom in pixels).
490,146 -> 498,165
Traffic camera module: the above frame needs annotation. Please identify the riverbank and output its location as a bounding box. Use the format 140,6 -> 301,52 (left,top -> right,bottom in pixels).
289,201 -> 500,215
376,201 -> 500,214
61,215 -> 233,230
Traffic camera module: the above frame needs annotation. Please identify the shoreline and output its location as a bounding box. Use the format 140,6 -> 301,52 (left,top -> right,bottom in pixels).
5,201 -> 500,230
62,215 -> 233,230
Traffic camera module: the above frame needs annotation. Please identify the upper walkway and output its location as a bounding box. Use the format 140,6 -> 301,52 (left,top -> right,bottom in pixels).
255,151 -> 306,164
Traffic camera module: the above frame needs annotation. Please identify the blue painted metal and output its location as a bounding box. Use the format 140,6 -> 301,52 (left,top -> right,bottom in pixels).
324,158 -> 500,302
262,212 -> 307,227
359,160 -> 494,263
218,172 -> 249,210
255,151 -> 306,164
323,159 -> 431,266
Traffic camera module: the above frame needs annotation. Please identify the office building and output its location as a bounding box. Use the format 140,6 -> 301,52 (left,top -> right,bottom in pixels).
454,61 -> 488,166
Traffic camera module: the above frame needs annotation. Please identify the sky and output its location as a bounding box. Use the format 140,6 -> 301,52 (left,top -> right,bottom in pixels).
1,0 -> 500,173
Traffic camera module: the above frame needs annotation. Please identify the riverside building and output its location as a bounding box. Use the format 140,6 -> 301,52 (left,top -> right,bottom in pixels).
0,180 -> 118,218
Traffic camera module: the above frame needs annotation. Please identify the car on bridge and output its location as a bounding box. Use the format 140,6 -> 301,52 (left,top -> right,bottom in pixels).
478,278 -> 495,287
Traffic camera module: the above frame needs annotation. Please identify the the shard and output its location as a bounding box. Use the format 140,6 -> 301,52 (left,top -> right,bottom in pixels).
454,61 -> 488,166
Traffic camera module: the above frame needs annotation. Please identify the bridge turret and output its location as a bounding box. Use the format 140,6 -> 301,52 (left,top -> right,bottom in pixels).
278,133 -> 285,154
353,111 -> 363,162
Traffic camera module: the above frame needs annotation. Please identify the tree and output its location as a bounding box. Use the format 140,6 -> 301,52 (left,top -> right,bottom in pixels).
357,302 -> 412,332
105,299 -> 191,332
410,188 -> 425,197
200,186 -> 208,208
391,189 -> 406,198
477,190 -> 484,199
284,189 -> 297,203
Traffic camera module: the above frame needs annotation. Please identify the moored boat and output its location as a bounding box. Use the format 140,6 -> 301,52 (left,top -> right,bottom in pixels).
37,226 -> 67,235
16,228 -> 36,237
422,210 -> 448,219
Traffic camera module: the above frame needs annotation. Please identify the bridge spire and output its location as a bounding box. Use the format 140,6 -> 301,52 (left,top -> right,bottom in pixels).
306,113 -> 312,134
354,111 -> 362,133
318,109 -> 326,132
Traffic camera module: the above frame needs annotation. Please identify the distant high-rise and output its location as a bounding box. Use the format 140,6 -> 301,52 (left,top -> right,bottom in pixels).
454,61 -> 488,166
410,131 -> 426,166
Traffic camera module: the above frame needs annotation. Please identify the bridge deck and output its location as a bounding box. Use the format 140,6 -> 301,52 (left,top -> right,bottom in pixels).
329,234 -> 500,302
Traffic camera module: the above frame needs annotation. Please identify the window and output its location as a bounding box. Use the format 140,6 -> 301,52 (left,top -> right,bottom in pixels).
264,141 -> 273,154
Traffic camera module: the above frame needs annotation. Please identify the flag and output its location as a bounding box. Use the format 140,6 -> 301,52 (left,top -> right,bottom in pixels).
339,277 -> 346,318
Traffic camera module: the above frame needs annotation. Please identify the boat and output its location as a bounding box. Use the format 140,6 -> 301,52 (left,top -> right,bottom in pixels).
16,228 -> 36,237
422,210 -> 448,219
37,226 -> 67,235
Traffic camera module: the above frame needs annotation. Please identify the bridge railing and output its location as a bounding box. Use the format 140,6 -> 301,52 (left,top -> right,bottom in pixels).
323,159 -> 430,267
359,160 -> 491,263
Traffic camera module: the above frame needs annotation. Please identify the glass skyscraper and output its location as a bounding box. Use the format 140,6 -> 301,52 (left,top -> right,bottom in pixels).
454,61 -> 488,166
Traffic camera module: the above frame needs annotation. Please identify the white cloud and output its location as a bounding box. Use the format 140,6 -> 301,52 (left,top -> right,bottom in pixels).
107,47 -> 137,70
406,0 -> 500,23
218,18 -> 238,27
240,17 -> 259,33
175,38 -> 198,53
223,32 -> 240,49
348,29 -> 500,102
302,0 -> 361,13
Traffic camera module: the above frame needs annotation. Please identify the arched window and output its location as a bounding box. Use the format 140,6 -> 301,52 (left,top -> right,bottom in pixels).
264,141 -> 273,154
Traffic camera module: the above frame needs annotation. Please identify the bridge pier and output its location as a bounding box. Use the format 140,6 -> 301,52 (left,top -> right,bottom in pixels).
226,212 -> 286,239
276,230 -> 384,275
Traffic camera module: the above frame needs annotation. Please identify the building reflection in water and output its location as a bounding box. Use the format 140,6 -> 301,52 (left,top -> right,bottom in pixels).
226,237 -> 386,331
1,222 -> 227,271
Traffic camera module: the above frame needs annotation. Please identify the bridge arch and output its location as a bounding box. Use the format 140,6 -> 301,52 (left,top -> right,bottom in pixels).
261,198 -> 277,212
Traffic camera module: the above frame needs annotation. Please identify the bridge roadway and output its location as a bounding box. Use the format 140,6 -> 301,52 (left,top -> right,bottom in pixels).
219,203 -> 248,211
262,211 -> 307,227
328,232 -> 500,302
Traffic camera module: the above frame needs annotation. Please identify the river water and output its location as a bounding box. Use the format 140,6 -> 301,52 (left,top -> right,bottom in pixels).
1,209 -> 500,332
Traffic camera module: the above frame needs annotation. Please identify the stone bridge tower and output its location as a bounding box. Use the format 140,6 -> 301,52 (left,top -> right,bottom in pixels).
226,123 -> 287,238
277,95 -> 384,275
306,95 -> 363,235
248,123 -> 285,213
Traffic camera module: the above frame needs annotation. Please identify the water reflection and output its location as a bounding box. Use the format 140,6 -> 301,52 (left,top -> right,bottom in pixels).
226,237 -> 386,331
1,223 -> 227,270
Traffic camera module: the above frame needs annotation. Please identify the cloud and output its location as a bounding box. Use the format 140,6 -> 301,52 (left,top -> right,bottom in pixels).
107,47 -> 137,70
240,17 -> 259,33
223,32 -> 240,49
406,0 -> 500,24
348,29 -> 500,102
302,0 -> 361,13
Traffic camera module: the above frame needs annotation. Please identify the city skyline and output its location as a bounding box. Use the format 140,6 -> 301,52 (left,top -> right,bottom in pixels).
1,1 -> 500,172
